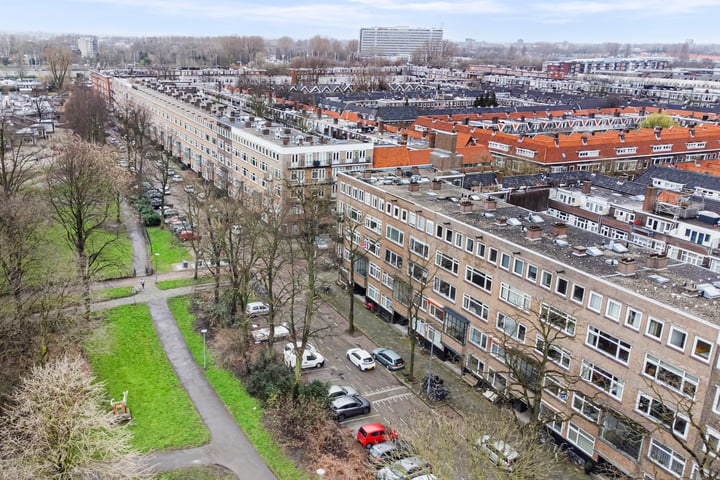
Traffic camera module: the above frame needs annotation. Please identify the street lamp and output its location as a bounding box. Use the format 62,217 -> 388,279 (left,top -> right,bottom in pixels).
201,329 -> 208,369
154,253 -> 160,283
316,468 -> 325,479
426,325 -> 435,398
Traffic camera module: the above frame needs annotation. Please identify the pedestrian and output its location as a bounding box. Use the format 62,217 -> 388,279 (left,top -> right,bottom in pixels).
141,279 -> 145,291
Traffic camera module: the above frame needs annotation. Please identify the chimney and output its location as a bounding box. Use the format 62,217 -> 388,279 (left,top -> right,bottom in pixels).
483,196 -> 497,211
553,134 -> 559,148
647,253 -> 669,269
525,224 -> 543,240
581,136 -> 588,145
643,185 -> 658,212
618,132 -> 625,143
463,117 -> 469,125
617,257 -> 637,276
581,180 -> 592,194
408,182 -> 420,192
459,199 -> 473,213
654,126 -> 662,140
378,120 -> 385,133
431,179 -> 442,190
572,245 -> 587,257
428,132 -> 437,148
551,222 -> 568,237
689,127 -> 695,137
411,166 -> 419,175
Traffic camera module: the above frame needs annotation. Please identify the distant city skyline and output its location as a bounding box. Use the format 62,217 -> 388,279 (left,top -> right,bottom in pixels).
1,0 -> 719,44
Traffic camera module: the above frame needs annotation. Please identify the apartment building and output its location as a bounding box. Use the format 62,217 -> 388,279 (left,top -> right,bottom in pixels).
109,77 -> 373,211
338,168 -> 720,479
358,26 -> 443,59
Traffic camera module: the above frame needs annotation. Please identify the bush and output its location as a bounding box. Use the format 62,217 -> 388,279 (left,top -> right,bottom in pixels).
299,380 -> 330,404
244,351 -> 294,403
142,211 -> 161,226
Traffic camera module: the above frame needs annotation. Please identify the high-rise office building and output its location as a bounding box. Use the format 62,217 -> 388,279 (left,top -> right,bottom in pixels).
359,26 -> 443,59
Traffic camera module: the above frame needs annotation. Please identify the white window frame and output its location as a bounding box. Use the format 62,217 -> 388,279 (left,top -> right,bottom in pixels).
692,337 -> 713,363
468,326 -> 488,350
605,299 -> 622,322
433,276 -> 456,302
588,291 -> 603,313
535,336 -> 571,369
462,294 -> 489,321
648,438 -> 686,477
581,359 -> 624,400
572,392 -> 601,423
586,325 -> 631,365
435,251 -> 459,275
667,326 -> 688,352
540,270 -> 553,289
385,224 -> 405,246
496,312 -> 526,343
636,392 -> 689,439
625,307 -> 642,331
646,317 -> 664,341
643,353 -> 698,399
499,282 -> 532,311
368,262 -> 381,281
567,422 -> 595,456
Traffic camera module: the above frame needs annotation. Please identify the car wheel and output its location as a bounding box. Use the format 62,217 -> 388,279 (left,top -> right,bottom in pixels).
337,414 -> 345,421
316,361 -> 324,368
357,363 -> 362,370
362,407 -> 370,414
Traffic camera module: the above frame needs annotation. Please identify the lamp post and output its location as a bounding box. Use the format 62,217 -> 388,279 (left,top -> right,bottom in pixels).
201,329 -> 208,369
154,253 -> 160,283
316,468 -> 325,479
427,325 -> 435,398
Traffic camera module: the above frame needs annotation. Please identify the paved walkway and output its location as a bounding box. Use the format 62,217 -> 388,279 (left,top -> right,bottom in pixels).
92,203 -> 275,479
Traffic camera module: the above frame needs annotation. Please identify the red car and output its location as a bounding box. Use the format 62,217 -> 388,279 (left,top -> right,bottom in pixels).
357,422 -> 398,448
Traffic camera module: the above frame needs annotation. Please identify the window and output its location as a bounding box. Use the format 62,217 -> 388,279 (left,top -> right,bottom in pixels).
636,392 -> 689,438
365,237 -> 380,257
467,353 -> 485,376
539,403 -> 564,434
463,294 -> 489,321
476,242 -> 486,259
540,303 -> 576,336
605,299 -> 622,322
646,317 -> 664,341
368,263 -> 381,280
572,284 -> 585,303
465,266 -> 493,292
588,291 -> 603,312
567,423 -> 595,456
465,237 -> 475,253
572,392 -> 600,423
648,438 -> 686,477
500,253 -> 511,270
586,326 -> 631,364
386,225 -> 405,246
444,309 -> 468,344
544,375 -> 568,401
535,337 -> 571,369
667,327 -> 687,352
713,387 -> 720,414
496,312 -> 526,342
454,232 -> 463,248
526,264 -> 538,282
381,271 -> 394,289
705,428 -> 720,458
556,277 -> 568,296
600,410 -> 644,461
499,283 -> 531,311
513,258 -> 524,276
490,341 -> 506,362
367,284 -> 379,302
365,215 -> 381,234
643,354 -> 698,399
408,262 -> 428,283
581,359 -> 624,400
625,308 -> 642,330
488,247 -> 498,264
540,270 -> 553,289
692,337 -> 712,362
384,249 -> 403,269
435,251 -> 459,275
409,237 -> 429,259
433,277 -> 456,301
468,327 -> 488,350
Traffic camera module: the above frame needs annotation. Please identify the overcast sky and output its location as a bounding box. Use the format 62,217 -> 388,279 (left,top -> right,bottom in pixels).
2,0 -> 719,44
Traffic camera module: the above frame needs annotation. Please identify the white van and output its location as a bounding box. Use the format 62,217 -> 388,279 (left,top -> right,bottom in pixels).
284,347 -> 325,369
246,302 -> 269,316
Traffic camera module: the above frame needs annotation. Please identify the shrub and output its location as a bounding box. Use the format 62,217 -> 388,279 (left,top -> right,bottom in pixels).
142,211 -> 161,226
245,351 -> 293,403
299,380 -> 330,404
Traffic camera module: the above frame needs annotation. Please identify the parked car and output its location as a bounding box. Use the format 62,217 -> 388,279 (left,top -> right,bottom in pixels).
284,347 -> 325,369
329,394 -> 370,421
475,435 -> 519,472
357,423 -> 397,448
372,348 -> 405,371
328,385 -> 358,400
150,197 -> 162,208
178,230 -> 199,241
251,323 -> 290,343
376,456 -> 434,480
284,341 -> 317,354
184,185 -> 195,193
246,301 -> 269,316
347,348 -> 376,371
172,174 -> 183,182
367,440 -> 412,467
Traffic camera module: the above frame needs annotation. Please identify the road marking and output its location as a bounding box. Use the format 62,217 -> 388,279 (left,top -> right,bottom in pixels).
364,386 -> 406,397
373,392 -> 415,404
338,413 -> 380,425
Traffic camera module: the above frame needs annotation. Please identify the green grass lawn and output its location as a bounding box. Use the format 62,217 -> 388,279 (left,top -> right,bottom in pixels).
93,285 -> 136,301
147,227 -> 192,272
168,296 -> 307,480
85,304 -> 209,452
156,276 -> 214,290
154,465 -> 236,480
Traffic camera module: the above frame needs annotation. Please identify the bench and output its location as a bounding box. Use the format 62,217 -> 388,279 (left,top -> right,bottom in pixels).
461,374 -> 480,388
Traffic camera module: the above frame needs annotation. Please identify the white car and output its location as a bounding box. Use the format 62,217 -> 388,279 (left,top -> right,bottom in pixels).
251,323 -> 290,343
284,347 -> 325,369
283,341 -> 317,354
246,301 -> 269,316
184,185 -> 195,193
476,435 -> 519,472
346,348 -> 376,371
172,174 -> 183,182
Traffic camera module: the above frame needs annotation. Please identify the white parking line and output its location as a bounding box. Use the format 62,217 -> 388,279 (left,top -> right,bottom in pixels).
364,386 -> 406,397
373,393 -> 415,404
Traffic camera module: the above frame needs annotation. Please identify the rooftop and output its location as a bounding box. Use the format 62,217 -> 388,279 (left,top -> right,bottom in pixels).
347,168 -> 720,324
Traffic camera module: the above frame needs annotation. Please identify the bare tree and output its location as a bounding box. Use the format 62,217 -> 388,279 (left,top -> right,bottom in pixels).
63,85 -> 108,144
0,355 -> 151,479
44,46 -> 73,92
120,103 -> 150,175
46,138 -> 123,320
